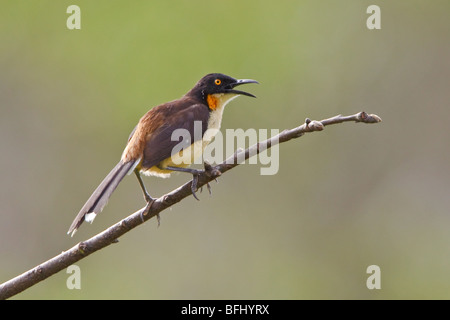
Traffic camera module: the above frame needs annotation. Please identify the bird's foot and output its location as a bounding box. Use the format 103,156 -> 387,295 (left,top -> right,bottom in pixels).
190,170 -> 202,201
192,162 -> 221,200
139,197 -> 157,225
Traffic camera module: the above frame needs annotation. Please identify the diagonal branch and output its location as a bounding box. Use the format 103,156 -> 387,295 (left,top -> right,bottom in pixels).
0,111 -> 381,300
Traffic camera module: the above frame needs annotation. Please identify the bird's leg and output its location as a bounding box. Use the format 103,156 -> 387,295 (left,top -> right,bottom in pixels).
165,162 -> 220,200
134,169 -> 153,202
165,166 -> 203,200
134,169 -> 158,225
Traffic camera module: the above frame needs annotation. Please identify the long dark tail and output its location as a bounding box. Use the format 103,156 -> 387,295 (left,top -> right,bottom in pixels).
67,160 -> 137,237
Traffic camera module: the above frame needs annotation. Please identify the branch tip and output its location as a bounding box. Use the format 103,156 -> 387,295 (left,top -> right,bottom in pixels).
369,114 -> 382,123
358,111 -> 382,123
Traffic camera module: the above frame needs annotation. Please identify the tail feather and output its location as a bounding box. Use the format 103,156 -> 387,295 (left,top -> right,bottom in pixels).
67,160 -> 138,237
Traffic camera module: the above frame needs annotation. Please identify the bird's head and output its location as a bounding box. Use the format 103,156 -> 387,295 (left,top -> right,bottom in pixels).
188,73 -> 258,110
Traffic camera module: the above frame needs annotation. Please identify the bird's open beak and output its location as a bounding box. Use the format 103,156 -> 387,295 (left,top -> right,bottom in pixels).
226,79 -> 259,98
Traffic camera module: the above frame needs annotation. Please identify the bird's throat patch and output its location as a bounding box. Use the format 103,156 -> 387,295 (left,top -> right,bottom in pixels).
207,94 -> 218,110
206,93 -> 239,111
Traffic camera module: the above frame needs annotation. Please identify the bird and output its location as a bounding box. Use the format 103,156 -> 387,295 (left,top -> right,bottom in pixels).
67,73 -> 258,236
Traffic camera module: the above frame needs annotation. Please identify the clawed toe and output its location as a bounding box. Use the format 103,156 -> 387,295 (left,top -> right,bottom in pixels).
140,198 -> 157,224
191,173 -> 200,201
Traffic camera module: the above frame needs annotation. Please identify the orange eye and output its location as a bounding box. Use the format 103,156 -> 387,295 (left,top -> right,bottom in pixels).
214,79 -> 221,85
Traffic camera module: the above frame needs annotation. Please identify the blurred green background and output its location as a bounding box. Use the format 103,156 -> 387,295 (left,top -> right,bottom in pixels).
1,0 -> 449,299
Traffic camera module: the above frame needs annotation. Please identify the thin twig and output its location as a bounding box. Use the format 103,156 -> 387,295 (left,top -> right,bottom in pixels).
0,111 -> 381,299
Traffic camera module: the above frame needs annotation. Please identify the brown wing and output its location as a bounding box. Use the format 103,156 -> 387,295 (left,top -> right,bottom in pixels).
141,103 -> 210,169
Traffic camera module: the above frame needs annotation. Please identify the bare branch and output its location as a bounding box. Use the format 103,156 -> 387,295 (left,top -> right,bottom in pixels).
0,111 -> 381,300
